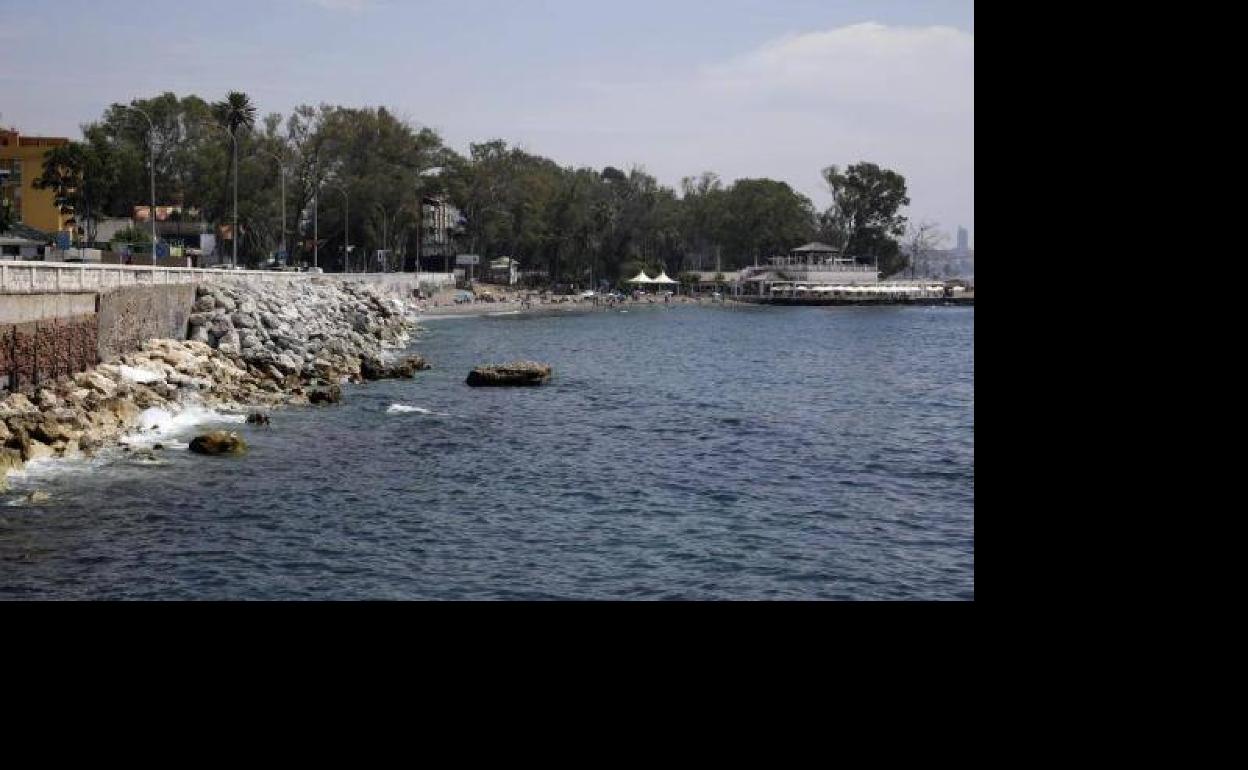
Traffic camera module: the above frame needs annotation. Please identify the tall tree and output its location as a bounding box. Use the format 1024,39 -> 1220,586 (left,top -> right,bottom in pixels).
820,162 -> 911,277
211,92 -> 257,264
33,142 -> 91,241
719,178 -> 817,268
903,221 -> 948,278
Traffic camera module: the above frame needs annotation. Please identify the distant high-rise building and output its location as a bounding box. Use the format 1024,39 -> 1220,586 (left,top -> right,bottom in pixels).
956,226 -> 969,254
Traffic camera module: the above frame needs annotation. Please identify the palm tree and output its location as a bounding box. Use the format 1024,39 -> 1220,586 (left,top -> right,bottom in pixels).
213,91 -> 257,134
211,91 -> 256,267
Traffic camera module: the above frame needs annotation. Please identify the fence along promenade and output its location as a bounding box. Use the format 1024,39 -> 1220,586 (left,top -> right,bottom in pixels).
0,260 -> 455,295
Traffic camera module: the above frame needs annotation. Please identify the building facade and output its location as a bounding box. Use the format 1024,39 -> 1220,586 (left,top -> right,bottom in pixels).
420,195 -> 463,272
0,129 -> 71,236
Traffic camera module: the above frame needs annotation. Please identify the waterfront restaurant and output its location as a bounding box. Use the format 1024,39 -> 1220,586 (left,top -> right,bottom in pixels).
739,242 -> 879,296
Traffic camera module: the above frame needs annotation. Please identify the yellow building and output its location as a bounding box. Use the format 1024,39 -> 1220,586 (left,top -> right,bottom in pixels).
0,128 -> 71,235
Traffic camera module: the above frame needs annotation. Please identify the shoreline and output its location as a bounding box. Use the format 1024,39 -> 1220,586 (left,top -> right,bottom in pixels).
2,280 -> 426,491
1,287 -> 699,490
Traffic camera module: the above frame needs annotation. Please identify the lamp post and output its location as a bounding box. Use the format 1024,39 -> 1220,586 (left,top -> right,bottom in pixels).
325,182 -> 348,272
231,125 -> 238,268
197,120 -> 239,268
121,104 -> 158,263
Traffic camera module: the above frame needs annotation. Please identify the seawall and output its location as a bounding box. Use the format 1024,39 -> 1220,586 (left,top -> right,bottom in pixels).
1,261 -> 455,391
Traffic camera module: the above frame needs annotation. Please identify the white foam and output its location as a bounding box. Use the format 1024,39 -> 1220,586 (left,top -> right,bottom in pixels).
386,404 -> 448,416
117,364 -> 163,383
121,404 -> 246,446
3,451 -> 107,485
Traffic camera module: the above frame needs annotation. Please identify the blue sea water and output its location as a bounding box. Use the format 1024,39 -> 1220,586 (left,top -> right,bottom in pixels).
0,304 -> 974,600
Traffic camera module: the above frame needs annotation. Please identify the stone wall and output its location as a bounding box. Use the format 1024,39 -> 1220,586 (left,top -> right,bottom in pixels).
95,283 -> 196,362
341,272 -> 457,297
0,293 -> 97,325
1,267 -> 452,392
0,315 -> 99,390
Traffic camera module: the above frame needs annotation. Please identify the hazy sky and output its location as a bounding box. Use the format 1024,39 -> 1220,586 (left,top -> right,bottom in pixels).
0,0 -> 974,245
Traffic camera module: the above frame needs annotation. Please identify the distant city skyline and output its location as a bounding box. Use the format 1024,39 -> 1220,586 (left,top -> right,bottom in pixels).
0,0 -> 973,246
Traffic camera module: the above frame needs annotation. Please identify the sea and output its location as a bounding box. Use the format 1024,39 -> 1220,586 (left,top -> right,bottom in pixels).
0,303 -> 974,600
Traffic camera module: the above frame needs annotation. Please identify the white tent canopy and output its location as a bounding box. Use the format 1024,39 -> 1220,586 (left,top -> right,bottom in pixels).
651,270 -> 678,285
627,271 -> 655,284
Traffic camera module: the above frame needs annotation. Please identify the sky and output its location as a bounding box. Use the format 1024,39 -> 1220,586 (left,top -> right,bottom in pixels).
0,0 -> 974,246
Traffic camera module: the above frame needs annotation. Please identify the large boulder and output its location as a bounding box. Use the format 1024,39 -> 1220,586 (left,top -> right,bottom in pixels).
7,428 -> 56,462
465,361 -> 552,387
188,325 -> 212,344
189,430 -> 248,456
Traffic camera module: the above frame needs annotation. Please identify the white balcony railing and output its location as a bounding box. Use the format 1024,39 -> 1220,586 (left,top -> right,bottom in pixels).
0,259 -> 456,295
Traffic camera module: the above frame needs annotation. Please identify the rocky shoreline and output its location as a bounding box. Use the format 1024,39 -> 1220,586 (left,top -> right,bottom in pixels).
2,280 -> 427,489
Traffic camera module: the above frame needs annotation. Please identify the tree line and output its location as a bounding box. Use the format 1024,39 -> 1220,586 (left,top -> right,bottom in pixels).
34,91 -> 917,278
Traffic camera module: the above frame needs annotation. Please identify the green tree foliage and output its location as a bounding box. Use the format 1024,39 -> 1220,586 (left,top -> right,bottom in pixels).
65,91 -> 916,277
32,142 -> 100,241
213,91 -> 257,135
820,162 -> 911,277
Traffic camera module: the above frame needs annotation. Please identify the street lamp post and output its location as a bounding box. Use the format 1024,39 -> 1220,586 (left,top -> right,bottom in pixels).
256,149 -> 287,265
197,120 -> 239,268
121,104 -> 158,263
231,126 -> 238,268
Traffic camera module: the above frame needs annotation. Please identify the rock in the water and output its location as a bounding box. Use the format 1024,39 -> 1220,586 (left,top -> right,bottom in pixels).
394,356 -> 430,377
245,412 -> 271,426
307,384 -> 343,405
189,430 -> 248,456
465,361 -> 552,387
360,354 -> 430,381
24,490 -> 51,504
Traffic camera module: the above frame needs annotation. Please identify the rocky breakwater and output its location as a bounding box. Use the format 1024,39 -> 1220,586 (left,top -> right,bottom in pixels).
2,279 -> 428,488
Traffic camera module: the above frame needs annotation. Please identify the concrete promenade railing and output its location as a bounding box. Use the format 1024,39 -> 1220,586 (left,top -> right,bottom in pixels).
0,260 -> 456,295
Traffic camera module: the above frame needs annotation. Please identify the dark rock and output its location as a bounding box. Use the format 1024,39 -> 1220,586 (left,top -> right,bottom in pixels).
189,431 -> 248,456
307,385 -> 343,405
245,413 -> 271,426
359,354 -> 388,381
466,361 -> 552,387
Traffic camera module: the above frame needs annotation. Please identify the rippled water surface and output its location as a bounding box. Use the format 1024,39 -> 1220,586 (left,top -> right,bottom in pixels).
1,305 -> 974,599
